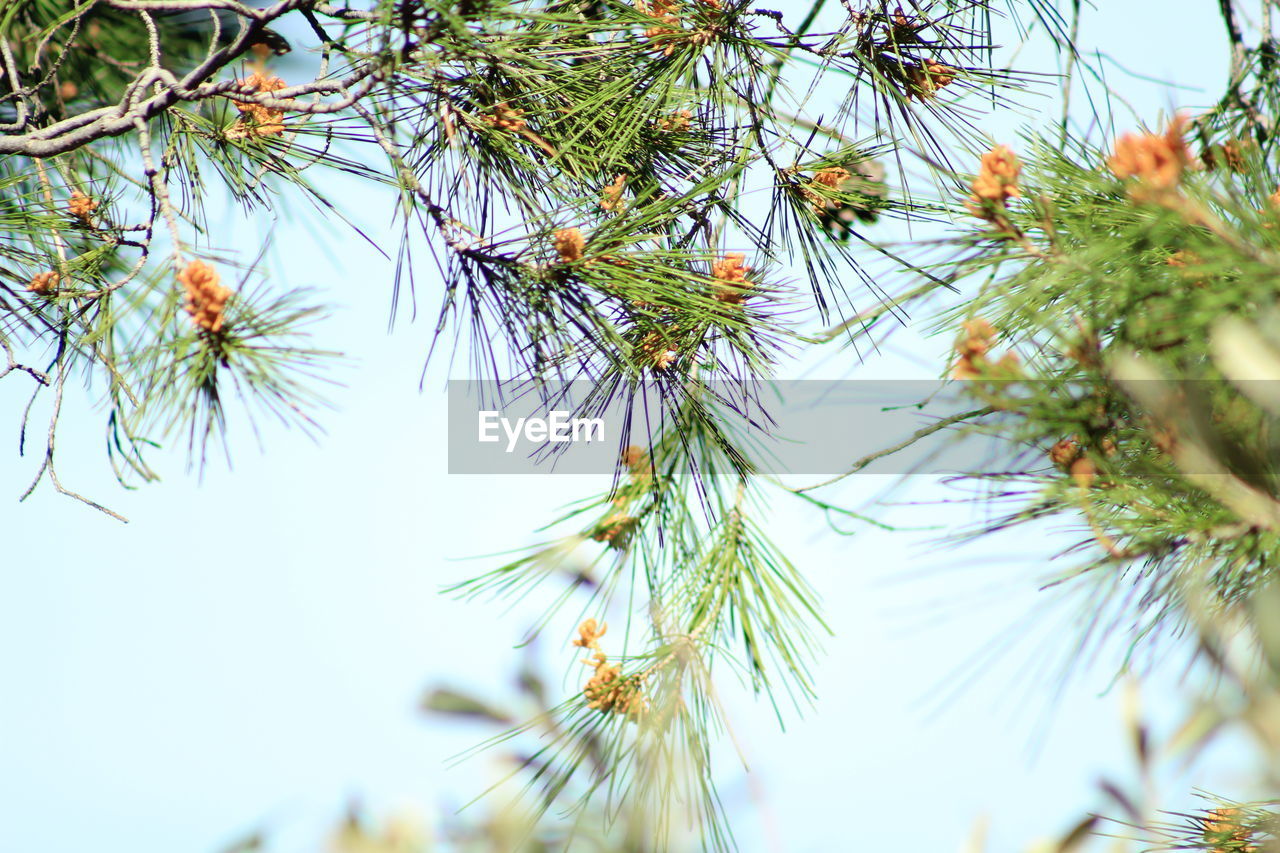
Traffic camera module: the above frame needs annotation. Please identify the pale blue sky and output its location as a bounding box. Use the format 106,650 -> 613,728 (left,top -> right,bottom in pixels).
0,3 -> 1253,851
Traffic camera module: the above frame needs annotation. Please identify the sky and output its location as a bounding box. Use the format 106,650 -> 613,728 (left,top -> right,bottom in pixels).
0,2 -> 1257,852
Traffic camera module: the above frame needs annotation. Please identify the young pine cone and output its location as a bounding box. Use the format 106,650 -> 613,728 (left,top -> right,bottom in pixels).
812,159 -> 887,241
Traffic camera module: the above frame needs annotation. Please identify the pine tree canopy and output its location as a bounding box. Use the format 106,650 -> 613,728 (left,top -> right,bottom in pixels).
10,1 -> 1280,850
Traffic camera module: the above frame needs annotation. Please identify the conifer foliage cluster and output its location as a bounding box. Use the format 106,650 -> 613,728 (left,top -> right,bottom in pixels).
7,0 -> 1280,850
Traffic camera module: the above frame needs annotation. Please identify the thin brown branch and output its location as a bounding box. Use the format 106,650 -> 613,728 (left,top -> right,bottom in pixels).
793,405 -> 996,492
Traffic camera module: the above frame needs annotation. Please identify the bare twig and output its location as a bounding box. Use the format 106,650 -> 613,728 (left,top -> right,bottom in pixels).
0,338 -> 50,385
133,117 -> 184,269
18,348 -> 128,523
793,405 -> 996,492
0,38 -> 30,132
